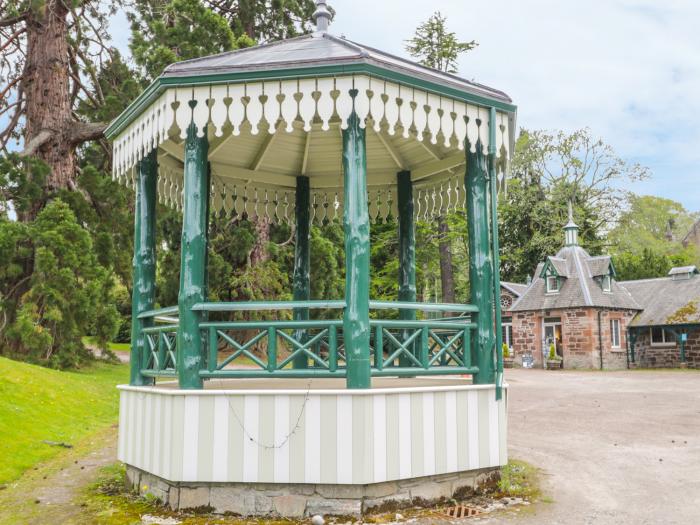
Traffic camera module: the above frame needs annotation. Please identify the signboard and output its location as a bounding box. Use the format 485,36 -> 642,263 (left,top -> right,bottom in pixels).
522,353 -> 534,368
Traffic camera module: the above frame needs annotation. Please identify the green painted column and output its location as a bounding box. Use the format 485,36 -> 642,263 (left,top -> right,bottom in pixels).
397,170 -> 417,364
465,136 -> 496,385
130,149 -> 158,386
488,107 -> 504,399
177,123 -> 209,389
292,175 -> 311,369
343,110 -> 371,389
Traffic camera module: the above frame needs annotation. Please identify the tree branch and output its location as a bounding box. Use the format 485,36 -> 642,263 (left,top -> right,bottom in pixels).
20,130 -> 53,157
0,12 -> 28,28
69,121 -> 107,144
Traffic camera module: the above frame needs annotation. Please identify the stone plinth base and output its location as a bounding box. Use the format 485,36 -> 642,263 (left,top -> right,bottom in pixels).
127,465 -> 500,517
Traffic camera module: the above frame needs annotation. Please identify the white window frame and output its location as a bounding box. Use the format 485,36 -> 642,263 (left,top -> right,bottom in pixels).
546,275 -> 559,293
502,322 -> 513,348
602,274 -> 612,292
610,318 -> 621,348
650,327 -> 675,346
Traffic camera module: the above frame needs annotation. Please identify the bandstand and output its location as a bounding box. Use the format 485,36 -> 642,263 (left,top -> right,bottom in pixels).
107,1 -> 516,516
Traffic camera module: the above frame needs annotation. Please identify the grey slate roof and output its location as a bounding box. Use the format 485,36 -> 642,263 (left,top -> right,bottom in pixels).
510,245 -> 642,312
545,257 -> 569,277
621,275 -> 700,327
586,256 -> 614,277
501,282 -> 528,297
161,33 -> 512,104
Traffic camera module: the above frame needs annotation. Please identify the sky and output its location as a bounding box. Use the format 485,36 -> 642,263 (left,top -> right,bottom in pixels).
91,1 -> 700,212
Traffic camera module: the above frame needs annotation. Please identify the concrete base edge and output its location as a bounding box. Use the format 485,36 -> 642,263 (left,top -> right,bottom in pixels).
126,465 -> 500,518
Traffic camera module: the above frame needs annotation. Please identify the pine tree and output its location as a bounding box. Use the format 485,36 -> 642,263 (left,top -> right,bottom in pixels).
0,1 -> 118,217
405,12 -> 477,303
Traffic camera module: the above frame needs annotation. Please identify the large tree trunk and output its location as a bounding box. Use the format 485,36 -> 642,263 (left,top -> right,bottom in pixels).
438,218 -> 455,304
24,2 -> 73,193
21,1 -> 106,220
250,216 -> 271,264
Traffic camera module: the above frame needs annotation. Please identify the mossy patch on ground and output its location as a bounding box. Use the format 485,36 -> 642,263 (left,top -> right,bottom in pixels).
496,460 -> 541,500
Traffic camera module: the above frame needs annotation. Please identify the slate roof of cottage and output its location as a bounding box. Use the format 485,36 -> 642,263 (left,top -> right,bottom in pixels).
501,282 -> 528,297
621,272 -> 700,327
510,245 -> 642,312
545,257 -> 569,277
162,32 -> 513,105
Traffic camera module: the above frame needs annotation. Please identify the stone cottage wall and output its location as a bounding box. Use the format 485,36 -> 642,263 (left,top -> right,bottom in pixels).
510,307 -> 638,370
511,311 -> 540,366
632,329 -> 700,368
595,309 -> 637,370
559,308 -> 597,369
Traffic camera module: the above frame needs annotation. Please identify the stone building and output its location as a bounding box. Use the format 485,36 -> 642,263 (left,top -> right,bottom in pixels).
506,207 -> 641,369
623,266 -> 700,368
502,208 -> 700,369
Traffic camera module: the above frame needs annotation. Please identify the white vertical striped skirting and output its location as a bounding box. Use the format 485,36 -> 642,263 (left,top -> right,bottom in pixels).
117,383 -> 507,485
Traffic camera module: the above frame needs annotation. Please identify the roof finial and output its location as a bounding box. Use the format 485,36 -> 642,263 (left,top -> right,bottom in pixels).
313,0 -> 332,34
564,200 -> 579,246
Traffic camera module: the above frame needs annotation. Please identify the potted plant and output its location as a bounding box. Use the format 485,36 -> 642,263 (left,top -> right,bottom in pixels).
503,343 -> 514,368
546,342 -> 562,370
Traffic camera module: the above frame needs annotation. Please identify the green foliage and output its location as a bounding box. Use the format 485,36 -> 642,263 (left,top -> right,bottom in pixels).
609,195 -> 697,254
613,248 -> 696,281
310,223 -> 344,300
548,343 -> 559,361
503,342 -> 510,358
498,128 -> 647,282
496,460 -> 540,500
206,0 -> 319,42
0,197 -> 119,368
0,356 -> 127,483
129,0 -> 252,80
405,11 -> 477,73
608,195 -> 699,280
0,154 -> 49,218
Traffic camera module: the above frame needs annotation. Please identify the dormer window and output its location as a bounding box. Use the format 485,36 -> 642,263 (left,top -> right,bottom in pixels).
601,274 -> 612,292
546,275 -> 560,293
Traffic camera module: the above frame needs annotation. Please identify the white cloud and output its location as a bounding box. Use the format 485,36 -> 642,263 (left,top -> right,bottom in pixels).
102,1 -> 700,210
329,0 -> 700,210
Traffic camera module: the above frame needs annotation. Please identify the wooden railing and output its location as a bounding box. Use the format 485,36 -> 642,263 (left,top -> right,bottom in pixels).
136,300 -> 480,380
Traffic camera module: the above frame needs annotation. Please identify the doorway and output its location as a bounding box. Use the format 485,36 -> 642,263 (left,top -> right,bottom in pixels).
542,317 -> 563,367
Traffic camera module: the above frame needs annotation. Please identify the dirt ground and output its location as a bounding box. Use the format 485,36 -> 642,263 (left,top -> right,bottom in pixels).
482,368 -> 700,525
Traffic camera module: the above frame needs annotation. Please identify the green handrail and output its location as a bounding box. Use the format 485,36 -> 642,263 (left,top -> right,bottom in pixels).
135,302 -> 485,382
200,319 -> 343,330
369,300 -> 478,313
192,300 -> 346,311
369,319 -> 476,330
138,305 -> 179,319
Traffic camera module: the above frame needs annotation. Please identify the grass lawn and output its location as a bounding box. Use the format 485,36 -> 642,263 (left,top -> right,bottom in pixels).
82,336 -> 130,353
0,356 -> 128,484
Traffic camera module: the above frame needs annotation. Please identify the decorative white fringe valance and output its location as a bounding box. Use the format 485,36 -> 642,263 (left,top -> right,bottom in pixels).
112,74 -> 511,181
150,164 -> 473,225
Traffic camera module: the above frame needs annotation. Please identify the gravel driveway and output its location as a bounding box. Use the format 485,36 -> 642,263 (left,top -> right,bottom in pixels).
487,368 -> 700,525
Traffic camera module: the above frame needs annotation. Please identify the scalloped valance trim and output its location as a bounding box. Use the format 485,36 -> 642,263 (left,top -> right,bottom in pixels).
112,74 -> 511,181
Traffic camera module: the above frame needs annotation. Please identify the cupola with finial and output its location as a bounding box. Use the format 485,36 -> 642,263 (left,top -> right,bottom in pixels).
564,201 -> 579,246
